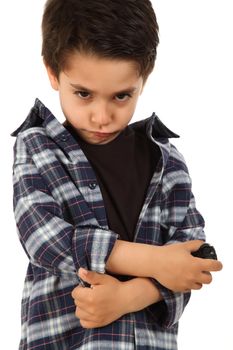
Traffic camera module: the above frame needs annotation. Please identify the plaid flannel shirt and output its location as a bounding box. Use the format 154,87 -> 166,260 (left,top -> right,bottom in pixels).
12,99 -> 205,350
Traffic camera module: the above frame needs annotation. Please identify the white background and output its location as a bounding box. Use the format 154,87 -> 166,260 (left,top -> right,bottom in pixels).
0,1 -> 232,349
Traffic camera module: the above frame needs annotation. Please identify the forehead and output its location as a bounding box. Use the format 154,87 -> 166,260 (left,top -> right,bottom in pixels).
61,51 -> 143,90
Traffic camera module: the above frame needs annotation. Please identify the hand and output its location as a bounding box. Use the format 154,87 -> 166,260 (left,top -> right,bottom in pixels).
71,268 -> 128,329
154,240 -> 223,292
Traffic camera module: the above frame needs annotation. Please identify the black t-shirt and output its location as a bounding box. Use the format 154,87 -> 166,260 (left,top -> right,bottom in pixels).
65,124 -> 161,241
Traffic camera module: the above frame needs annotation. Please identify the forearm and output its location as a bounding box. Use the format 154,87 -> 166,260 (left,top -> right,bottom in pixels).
106,240 -> 158,278
106,239 -> 222,292
122,277 -> 163,314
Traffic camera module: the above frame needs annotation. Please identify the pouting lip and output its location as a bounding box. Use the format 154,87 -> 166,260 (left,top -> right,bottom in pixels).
89,131 -> 117,137
81,130 -> 121,140
81,130 -> 121,143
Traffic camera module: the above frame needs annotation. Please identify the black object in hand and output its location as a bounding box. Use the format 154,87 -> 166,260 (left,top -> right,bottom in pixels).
191,243 -> 217,260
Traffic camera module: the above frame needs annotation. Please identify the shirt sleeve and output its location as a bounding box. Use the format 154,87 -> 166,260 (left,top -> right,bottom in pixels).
13,134 -> 118,280
149,153 -> 206,329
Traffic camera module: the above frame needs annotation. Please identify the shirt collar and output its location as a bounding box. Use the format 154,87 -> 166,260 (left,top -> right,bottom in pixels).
130,113 -> 179,168
11,98 -> 55,137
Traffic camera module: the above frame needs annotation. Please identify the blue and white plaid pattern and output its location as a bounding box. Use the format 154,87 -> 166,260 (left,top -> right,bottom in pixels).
12,99 -> 205,349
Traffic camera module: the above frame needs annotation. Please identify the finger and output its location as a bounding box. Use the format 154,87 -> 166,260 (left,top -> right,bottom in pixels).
78,268 -> 106,286
75,306 -> 90,320
185,240 -> 205,252
75,305 -> 97,321
199,271 -> 212,285
74,298 -> 80,307
73,293 -> 93,309
76,308 -> 105,329
192,283 -> 203,290
72,285 -> 93,306
201,259 -> 223,272
80,320 -> 99,329
184,289 -> 191,294
71,285 -> 83,299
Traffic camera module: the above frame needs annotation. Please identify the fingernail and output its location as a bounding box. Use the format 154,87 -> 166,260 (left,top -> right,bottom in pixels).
79,267 -> 88,276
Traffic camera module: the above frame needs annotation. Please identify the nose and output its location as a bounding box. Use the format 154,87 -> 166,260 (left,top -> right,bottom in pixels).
91,101 -> 112,127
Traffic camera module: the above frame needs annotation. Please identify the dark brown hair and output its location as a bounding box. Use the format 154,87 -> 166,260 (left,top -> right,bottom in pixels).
42,0 -> 159,80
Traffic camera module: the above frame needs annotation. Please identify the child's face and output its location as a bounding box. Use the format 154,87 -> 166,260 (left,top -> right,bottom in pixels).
46,52 -> 144,144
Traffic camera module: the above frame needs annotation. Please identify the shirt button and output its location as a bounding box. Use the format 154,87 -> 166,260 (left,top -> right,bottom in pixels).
60,133 -> 69,142
89,182 -> 97,190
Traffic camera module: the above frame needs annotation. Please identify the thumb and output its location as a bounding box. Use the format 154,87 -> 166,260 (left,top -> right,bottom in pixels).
184,240 -> 205,252
78,268 -> 105,286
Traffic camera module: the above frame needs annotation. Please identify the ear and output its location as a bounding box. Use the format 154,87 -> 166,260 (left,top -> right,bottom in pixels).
44,61 -> 59,91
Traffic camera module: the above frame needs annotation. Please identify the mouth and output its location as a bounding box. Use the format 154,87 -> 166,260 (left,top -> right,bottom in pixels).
92,132 -> 115,138
87,130 -> 121,144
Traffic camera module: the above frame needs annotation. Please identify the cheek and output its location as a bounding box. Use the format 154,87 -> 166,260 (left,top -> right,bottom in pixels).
126,97 -> 139,115
61,103 -> 89,128
59,93 -> 77,117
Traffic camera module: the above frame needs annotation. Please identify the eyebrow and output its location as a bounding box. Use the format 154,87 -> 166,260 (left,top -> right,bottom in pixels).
70,83 -> 138,95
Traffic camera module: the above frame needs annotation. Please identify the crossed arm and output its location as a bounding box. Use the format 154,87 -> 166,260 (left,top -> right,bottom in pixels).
72,239 -> 222,328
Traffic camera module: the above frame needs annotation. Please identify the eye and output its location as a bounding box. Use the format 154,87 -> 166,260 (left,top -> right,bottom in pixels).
74,91 -> 91,99
115,93 -> 132,102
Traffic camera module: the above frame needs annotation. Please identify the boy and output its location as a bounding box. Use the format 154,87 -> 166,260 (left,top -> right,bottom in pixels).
12,0 -> 222,349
